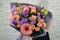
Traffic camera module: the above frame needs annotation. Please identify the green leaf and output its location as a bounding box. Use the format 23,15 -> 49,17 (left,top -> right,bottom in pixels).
18,10 -> 22,14
40,8 -> 48,18
17,3 -> 22,16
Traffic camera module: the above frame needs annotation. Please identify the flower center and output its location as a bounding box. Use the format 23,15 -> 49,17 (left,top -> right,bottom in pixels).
25,27 -> 28,30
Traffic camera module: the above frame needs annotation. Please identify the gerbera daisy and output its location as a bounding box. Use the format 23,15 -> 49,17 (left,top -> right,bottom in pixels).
20,23 -> 34,35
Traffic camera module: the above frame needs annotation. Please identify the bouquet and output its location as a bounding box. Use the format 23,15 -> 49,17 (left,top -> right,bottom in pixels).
9,3 -> 52,37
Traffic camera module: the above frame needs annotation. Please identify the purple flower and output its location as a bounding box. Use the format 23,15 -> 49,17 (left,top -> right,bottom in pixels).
22,11 -> 27,16
20,18 -> 28,25
12,20 -> 17,24
37,13 -> 43,19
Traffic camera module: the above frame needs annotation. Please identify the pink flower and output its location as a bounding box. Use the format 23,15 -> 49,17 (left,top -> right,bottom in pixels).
20,23 -> 34,35
16,7 -> 20,11
29,15 -> 37,21
9,15 -> 20,23
12,10 -> 18,15
23,7 -> 29,13
37,19 -> 46,28
35,27 -> 40,31
17,23 -> 20,28
29,6 -> 36,13
37,22 -> 43,27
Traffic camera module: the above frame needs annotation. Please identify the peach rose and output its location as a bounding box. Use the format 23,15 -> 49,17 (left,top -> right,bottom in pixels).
37,22 -> 43,27
42,22 -> 46,28
35,27 -> 40,31
9,15 -> 14,23
23,7 -> 29,13
29,6 -> 36,13
16,7 -> 20,11
17,24 -> 20,28
12,10 -> 18,15
9,14 -> 20,23
39,19 -> 44,23
37,19 -> 46,28
30,15 -> 37,21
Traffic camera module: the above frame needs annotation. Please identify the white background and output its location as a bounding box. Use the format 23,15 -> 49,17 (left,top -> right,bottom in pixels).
0,0 -> 60,40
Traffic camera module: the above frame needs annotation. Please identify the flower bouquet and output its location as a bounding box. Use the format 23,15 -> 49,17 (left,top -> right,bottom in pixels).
9,3 -> 52,37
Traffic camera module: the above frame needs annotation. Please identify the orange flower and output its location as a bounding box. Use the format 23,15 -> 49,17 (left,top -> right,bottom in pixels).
23,7 -> 29,12
37,22 -> 43,27
9,14 -> 20,23
17,24 -> 20,28
37,19 -> 46,28
9,15 -> 14,23
42,22 -> 46,28
13,11 -> 18,15
20,23 -> 34,35
35,27 -> 40,31
30,15 -> 37,21
30,24 -> 35,30
40,19 -> 46,28
13,15 -> 20,20
16,7 -> 20,11
29,6 -> 36,13
39,19 -> 44,23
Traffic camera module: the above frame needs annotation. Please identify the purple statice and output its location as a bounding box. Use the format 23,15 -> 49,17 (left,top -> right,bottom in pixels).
37,13 -> 43,19
22,11 -> 27,16
12,20 -> 17,25
20,18 -> 28,25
